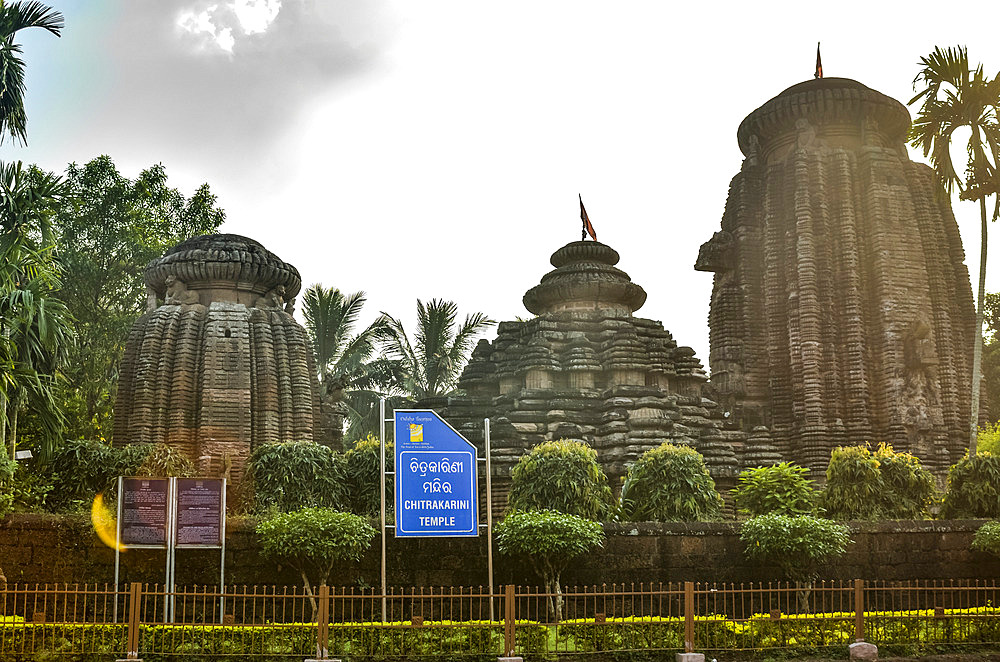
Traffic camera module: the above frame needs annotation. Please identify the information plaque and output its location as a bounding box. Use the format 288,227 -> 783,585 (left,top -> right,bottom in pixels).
175,478 -> 224,547
120,477 -> 169,547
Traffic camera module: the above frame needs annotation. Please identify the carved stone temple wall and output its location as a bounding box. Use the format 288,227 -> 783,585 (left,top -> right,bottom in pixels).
424,240 -> 745,500
114,234 -> 336,479
696,77 -> 976,474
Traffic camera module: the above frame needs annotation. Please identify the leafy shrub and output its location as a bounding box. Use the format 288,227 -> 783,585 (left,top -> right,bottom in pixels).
247,441 -> 346,513
979,422 -> 1000,456
732,462 -> 817,516
821,444 -> 936,520
618,443 -> 723,522
123,443 -> 195,478
740,514 -> 851,583
508,439 -> 613,520
342,434 -> 393,518
0,453 -> 15,517
941,453 -> 1000,518
45,439 -> 119,511
972,521 -> 1000,556
495,509 -> 604,621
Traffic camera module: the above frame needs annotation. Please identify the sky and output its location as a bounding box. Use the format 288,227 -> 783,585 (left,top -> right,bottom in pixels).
4,0 -> 1000,367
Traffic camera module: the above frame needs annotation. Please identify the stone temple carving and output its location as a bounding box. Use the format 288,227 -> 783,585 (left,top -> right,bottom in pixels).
696,77 -> 976,473
423,239 -> 737,499
115,234 -> 336,479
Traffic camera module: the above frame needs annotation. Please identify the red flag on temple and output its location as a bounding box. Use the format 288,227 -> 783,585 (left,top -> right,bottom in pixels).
815,42 -> 823,79
580,194 -> 597,241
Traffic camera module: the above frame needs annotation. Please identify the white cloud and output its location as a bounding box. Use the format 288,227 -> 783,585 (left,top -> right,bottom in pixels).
234,0 -> 281,35
177,0 -> 283,54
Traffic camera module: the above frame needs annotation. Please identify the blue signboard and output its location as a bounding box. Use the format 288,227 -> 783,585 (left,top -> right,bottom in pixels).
394,410 -> 478,537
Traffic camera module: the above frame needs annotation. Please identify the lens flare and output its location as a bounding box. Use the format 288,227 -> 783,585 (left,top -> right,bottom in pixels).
91,492 -> 125,552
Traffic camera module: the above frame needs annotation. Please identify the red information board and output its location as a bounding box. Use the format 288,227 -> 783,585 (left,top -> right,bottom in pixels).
174,478 -> 224,547
120,477 -> 170,547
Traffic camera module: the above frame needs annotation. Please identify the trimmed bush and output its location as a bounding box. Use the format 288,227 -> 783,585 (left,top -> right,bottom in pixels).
821,444 -> 936,520
972,520 -> 1000,556
508,439 -> 613,519
247,441 -> 346,513
732,462 -> 817,516
942,453 -> 1000,518
618,443 -> 723,522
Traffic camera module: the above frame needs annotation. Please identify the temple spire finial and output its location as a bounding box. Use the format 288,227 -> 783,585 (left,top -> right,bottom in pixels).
815,42 -> 823,79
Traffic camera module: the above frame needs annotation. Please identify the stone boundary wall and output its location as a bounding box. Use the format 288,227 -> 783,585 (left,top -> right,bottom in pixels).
2,515 -> 998,588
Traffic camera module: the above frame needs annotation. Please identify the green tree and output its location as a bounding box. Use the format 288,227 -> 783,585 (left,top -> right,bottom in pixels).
971,520 -> 1000,557
379,298 -> 495,399
341,434 -> 393,518
495,509 -> 604,622
984,292 -> 999,424
0,0 -> 64,145
740,513 -> 851,611
0,161 -> 71,459
909,46 -> 1000,453
256,507 -> 376,618
618,443 -> 723,522
302,285 -> 393,441
733,462 -> 817,517
508,439 -> 613,520
45,156 -> 224,442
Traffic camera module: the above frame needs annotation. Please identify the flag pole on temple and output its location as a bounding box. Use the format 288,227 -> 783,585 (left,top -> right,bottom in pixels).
580,194 -> 597,241
814,42 -> 823,79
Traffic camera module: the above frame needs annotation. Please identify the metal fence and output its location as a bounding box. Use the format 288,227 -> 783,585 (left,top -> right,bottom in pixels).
3,579 -> 1000,659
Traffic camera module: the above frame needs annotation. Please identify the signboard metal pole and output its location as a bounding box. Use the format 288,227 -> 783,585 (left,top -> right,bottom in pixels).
114,476 -> 123,623
219,478 -> 227,624
379,397 -> 387,623
167,477 -> 176,623
484,418 -> 494,622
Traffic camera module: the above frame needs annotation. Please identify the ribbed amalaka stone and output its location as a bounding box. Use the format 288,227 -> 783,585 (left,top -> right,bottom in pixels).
114,234 -> 334,481
425,239 -> 735,499
697,78 -> 976,475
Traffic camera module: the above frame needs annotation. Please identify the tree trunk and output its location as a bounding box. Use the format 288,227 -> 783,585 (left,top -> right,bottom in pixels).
9,407 -> 16,457
970,194 -> 989,454
795,580 -> 813,613
301,570 -> 318,621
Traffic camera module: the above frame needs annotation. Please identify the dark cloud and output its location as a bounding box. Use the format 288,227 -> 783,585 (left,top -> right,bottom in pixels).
94,0 -> 390,173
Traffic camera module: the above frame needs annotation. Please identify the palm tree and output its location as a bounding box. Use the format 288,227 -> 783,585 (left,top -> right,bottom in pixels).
909,46 -> 1000,454
0,0 -> 64,145
379,298 -> 496,400
0,162 -> 70,459
302,285 -> 394,441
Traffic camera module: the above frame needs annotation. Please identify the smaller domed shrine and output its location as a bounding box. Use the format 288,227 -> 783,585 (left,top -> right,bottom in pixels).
114,234 -> 335,479
424,239 -> 739,497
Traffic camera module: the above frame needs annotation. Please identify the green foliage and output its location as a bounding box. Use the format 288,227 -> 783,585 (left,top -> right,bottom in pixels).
821,444 -> 936,520
47,156 -> 224,443
256,507 -> 376,589
43,440 -> 199,511
342,434 -> 392,518
379,298 -> 496,399
740,514 -> 851,582
508,439 -> 613,520
979,421 -> 1000,456
0,452 -> 15,517
618,442 -> 723,522
495,509 -> 605,564
972,521 -> 1000,556
733,462 -> 817,517
247,441 -> 345,514
941,453 -> 1000,518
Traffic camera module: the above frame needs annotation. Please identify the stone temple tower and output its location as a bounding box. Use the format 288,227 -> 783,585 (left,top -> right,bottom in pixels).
114,234 -> 333,479
696,77 -> 976,473
427,239 -> 737,502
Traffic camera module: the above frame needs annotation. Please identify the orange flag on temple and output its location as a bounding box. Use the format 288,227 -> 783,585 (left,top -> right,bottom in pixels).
580,194 -> 597,241
815,42 -> 823,79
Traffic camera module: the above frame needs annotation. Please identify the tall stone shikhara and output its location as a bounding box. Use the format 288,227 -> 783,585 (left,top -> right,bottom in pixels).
426,240 -> 738,498
114,234 -> 335,479
697,77 -> 976,473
